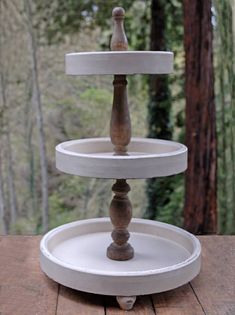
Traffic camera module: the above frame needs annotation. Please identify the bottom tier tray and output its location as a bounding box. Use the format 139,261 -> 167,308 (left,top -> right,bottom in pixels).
40,218 -> 201,297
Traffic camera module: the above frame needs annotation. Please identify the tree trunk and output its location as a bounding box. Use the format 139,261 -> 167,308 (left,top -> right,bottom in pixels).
6,125 -> 18,229
0,150 -> 8,234
24,75 -> 37,217
215,0 -> 235,234
183,0 -> 217,234
233,1 -> 235,52
0,1 -> 19,232
145,0 -> 173,220
24,0 -> 49,233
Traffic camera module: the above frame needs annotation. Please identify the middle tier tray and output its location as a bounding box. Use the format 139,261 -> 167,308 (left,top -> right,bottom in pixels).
56,137 -> 187,179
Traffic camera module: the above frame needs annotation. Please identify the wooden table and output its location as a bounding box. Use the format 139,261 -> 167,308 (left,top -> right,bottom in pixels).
0,236 -> 234,315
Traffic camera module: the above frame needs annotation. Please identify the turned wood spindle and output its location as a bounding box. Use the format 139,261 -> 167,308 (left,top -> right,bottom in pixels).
110,7 -> 131,155
107,7 -> 134,261
111,75 -> 130,154
107,179 -> 134,260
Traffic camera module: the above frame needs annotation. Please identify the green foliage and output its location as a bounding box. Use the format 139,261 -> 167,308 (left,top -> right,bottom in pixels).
35,0 -> 140,45
145,0 -> 184,227
147,76 -> 172,139
156,175 -> 184,225
214,0 -> 235,234
13,217 -> 38,234
49,191 -> 79,229
80,87 -> 112,106
165,0 -> 184,51
4,0 -> 234,235
3,0 -> 233,235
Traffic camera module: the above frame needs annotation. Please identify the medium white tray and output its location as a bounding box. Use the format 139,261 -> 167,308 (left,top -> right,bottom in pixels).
65,51 -> 173,75
56,137 -> 187,179
40,218 -> 201,296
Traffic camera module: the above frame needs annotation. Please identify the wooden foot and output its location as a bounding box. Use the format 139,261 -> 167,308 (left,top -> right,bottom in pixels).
116,296 -> 136,310
107,179 -> 134,261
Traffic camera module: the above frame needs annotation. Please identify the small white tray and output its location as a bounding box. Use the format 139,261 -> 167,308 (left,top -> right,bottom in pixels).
56,137 -> 187,179
40,218 -> 201,296
65,51 -> 173,75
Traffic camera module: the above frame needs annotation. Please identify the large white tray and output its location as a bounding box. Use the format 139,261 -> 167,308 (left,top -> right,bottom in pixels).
65,51 -> 173,75
40,218 -> 201,296
56,137 -> 187,179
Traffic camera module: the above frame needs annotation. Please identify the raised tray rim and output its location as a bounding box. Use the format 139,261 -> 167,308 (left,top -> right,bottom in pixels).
56,137 -> 187,160
40,217 -> 201,277
66,51 -> 173,56
55,137 -> 188,179
40,218 -> 201,296
65,51 -> 174,75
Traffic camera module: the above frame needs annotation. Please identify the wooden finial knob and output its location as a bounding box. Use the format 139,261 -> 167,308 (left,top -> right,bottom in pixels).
112,7 -> 125,18
110,7 -> 128,51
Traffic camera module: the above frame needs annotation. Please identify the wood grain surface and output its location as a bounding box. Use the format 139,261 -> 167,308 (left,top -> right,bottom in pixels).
191,236 -> 235,315
107,179 -> 134,261
0,236 -> 58,315
0,235 -> 234,315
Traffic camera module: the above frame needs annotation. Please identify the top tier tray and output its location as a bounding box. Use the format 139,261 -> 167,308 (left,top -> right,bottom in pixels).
66,51 -> 173,75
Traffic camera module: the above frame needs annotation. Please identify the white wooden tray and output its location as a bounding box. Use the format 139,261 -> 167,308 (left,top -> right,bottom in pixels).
56,137 -> 187,179
40,218 -> 201,296
65,51 -> 173,75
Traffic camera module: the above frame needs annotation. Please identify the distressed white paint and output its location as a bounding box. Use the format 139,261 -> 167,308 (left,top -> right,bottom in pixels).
56,137 -> 187,179
40,218 -> 201,297
116,296 -> 136,310
65,51 -> 173,75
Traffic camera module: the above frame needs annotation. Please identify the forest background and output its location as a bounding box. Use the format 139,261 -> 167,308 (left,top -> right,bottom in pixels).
0,0 -> 234,235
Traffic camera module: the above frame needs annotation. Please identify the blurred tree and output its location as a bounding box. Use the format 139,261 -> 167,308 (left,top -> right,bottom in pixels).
36,0 -> 186,225
35,0 -> 133,45
214,0 -> 235,234
145,0 -> 173,220
0,1 -> 18,233
25,0 -> 49,233
0,152 -> 7,234
183,0 -> 217,234
145,0 -> 184,225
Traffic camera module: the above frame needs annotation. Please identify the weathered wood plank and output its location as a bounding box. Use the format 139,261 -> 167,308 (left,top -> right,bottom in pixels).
0,236 -> 58,315
105,295 -> 155,315
0,235 -> 234,315
56,286 -> 105,315
191,236 -> 235,315
152,283 -> 205,315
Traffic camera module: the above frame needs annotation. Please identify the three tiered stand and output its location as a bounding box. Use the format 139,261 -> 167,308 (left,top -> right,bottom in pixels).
40,8 -> 201,311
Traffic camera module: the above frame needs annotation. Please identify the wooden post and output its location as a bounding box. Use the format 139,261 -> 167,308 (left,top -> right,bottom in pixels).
110,7 -> 131,155
107,7 -> 134,261
107,179 -> 134,260
110,74 -> 130,154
